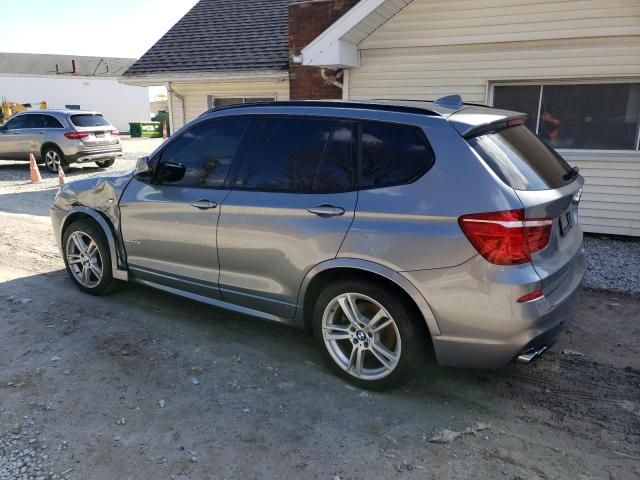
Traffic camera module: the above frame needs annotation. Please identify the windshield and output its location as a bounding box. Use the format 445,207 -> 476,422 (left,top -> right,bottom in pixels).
70,114 -> 111,127
468,125 -> 574,191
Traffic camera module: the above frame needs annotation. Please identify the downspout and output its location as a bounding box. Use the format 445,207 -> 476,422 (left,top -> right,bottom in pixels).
166,82 -> 185,131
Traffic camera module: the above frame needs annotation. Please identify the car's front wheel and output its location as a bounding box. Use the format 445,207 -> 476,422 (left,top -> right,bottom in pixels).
42,145 -> 67,173
312,279 -> 423,389
95,158 -> 115,169
62,219 -> 116,295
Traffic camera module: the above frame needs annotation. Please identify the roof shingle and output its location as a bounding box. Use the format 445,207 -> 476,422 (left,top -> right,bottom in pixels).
123,0 -> 292,77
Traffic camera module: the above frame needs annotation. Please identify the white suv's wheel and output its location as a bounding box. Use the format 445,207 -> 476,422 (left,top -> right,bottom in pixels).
313,279 -> 424,389
43,146 -> 67,173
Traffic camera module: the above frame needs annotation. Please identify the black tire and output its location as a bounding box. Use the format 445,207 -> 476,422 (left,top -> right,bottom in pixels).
95,158 -> 116,169
62,219 -> 117,295
42,145 -> 67,173
312,278 -> 424,390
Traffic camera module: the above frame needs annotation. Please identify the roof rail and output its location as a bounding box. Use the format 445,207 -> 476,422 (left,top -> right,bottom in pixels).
200,100 -> 440,118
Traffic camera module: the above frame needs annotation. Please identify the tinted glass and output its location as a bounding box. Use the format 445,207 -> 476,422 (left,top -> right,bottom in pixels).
70,114 -> 110,127
24,114 -> 63,129
468,125 -> 573,191
314,122 -> 355,192
243,117 -> 334,192
540,83 -> 639,150
493,85 -> 540,132
3,116 -> 27,130
360,122 -> 434,188
158,117 -> 250,187
41,115 -> 63,128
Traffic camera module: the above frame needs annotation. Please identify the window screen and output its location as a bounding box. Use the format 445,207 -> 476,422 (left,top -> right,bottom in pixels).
492,82 -> 640,150
360,122 -> 434,188
157,117 -> 250,187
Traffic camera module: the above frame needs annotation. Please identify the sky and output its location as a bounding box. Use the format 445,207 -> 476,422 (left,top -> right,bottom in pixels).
0,0 -> 199,99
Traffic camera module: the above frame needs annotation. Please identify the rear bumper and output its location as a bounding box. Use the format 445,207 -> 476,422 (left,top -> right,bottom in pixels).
402,248 -> 585,369
66,146 -> 122,163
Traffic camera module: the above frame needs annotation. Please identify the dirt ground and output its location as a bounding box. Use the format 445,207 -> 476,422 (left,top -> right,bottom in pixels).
1,140 -> 639,480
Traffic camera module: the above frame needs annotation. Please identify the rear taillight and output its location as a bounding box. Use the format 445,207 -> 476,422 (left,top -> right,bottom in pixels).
458,209 -> 553,265
64,131 -> 89,139
110,129 -> 120,136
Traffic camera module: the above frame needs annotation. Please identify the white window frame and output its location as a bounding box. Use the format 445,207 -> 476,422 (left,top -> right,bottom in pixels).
488,79 -> 640,151
206,95 -> 277,110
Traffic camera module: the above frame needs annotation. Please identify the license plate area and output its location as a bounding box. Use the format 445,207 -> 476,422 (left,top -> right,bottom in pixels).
559,210 -> 573,237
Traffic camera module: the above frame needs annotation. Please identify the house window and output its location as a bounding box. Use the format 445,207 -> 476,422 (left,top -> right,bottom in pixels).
492,82 -> 640,151
207,96 -> 275,110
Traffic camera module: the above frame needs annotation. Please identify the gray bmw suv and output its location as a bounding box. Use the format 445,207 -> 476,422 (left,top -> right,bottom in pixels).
50,98 -> 585,388
0,110 -> 122,173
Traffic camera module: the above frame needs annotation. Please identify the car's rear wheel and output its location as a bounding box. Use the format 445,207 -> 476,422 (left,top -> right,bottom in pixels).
62,219 -> 116,295
42,145 -> 67,173
312,279 -> 423,389
95,158 -> 115,169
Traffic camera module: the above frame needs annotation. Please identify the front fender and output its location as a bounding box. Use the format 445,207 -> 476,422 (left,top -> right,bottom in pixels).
52,205 -> 128,281
295,257 -> 441,336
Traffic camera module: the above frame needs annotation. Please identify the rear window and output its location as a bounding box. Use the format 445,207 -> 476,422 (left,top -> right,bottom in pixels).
468,125 -> 574,191
70,114 -> 110,127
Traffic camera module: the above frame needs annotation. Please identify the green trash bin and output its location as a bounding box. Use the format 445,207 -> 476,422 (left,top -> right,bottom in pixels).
129,121 -> 162,138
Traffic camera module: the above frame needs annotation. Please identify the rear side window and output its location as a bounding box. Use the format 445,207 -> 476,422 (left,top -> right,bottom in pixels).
468,125 -> 573,191
70,114 -> 110,127
242,117 -> 355,193
360,122 -> 434,188
25,114 -> 63,129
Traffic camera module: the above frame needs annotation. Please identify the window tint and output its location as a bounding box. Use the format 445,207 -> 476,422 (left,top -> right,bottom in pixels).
468,125 -> 573,191
157,117 -> 249,187
70,114 -> 110,127
24,114 -> 63,129
493,85 -> 540,132
360,122 -> 434,188
314,122 -> 355,192
3,116 -> 27,130
243,117 -> 339,192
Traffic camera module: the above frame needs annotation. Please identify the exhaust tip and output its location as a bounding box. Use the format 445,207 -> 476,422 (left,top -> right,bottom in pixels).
516,346 -> 548,364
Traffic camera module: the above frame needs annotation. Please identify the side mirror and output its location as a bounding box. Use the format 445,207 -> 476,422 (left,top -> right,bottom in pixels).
133,156 -> 152,179
155,162 -> 186,183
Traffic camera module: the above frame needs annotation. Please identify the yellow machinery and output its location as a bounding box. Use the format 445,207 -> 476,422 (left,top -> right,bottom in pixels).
1,98 -> 48,124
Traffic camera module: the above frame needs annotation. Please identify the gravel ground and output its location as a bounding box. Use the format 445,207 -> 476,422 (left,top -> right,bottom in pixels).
583,235 -> 640,296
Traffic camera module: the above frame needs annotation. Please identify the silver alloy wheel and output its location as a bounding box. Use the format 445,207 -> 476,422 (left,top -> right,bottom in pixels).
322,292 -> 401,381
44,150 -> 61,172
65,231 -> 103,288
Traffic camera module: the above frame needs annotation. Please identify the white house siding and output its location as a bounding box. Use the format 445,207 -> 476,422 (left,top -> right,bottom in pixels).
0,75 -> 149,133
348,0 -> 640,236
168,79 -> 290,130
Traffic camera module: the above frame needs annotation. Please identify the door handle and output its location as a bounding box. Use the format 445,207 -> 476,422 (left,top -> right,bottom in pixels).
307,204 -> 345,217
190,199 -> 218,210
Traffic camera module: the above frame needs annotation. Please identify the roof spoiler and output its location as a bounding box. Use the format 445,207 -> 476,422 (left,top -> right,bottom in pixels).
447,107 -> 528,138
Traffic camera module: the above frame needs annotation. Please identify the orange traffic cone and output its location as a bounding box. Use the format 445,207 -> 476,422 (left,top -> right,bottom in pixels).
29,153 -> 42,183
162,120 -> 168,140
57,162 -> 66,185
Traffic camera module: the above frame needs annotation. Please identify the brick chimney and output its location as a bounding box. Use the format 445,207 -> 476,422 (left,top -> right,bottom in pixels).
289,0 -> 360,100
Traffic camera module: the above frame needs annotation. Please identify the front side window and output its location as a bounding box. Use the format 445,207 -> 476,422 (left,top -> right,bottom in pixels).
3,116 -> 27,130
156,117 -> 250,187
242,117 -> 354,193
492,82 -> 640,150
360,122 -> 435,188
